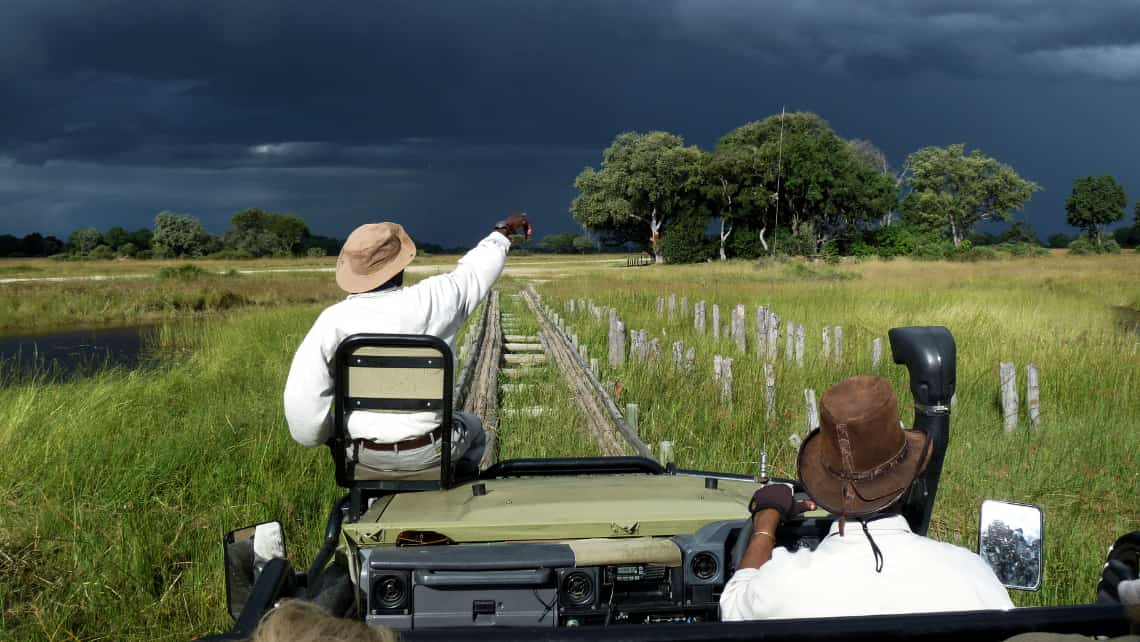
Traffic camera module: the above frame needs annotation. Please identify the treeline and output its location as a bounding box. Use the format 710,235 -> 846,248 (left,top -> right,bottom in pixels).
570,112 -> 1140,263
0,209 -> 343,259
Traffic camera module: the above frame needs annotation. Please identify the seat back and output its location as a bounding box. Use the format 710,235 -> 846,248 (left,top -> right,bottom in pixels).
330,334 -> 454,498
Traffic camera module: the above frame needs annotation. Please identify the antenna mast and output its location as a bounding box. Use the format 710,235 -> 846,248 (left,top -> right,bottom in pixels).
771,106 -> 786,256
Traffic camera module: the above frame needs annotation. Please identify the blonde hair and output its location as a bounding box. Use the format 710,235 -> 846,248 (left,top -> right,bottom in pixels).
251,600 -> 399,642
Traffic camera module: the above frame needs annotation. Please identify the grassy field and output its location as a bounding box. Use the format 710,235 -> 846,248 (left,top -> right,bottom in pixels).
535,253 -> 1139,607
0,253 -> 1136,639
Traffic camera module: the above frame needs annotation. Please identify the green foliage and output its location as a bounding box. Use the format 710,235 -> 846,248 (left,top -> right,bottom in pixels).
88,244 -> 115,260
659,214 -> 714,263
716,113 -> 897,249
306,246 -> 328,258
1047,233 -> 1074,249
152,211 -> 207,258
68,227 -> 103,254
570,131 -> 708,261
726,224 -> 769,259
901,144 -> 1039,247
1065,176 -> 1128,243
156,264 -> 209,280
999,220 -> 1040,245
223,209 -> 309,257
997,242 -> 1049,257
117,242 -> 138,258
571,235 -> 596,253
1068,234 -> 1121,255
539,232 -> 578,253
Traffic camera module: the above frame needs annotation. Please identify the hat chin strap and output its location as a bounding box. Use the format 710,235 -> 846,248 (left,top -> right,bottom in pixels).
832,422 -> 911,536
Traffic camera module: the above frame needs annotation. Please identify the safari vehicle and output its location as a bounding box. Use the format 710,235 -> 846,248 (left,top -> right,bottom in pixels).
203,327 -> 1137,641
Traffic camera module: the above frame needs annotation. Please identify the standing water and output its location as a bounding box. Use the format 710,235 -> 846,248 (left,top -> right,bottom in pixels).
0,324 -> 166,384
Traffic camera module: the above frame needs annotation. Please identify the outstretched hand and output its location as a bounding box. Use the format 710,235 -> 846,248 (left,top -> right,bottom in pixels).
749,484 -> 815,523
500,212 -> 532,240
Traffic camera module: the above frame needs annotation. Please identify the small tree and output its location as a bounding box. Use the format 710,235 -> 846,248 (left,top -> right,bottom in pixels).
901,144 -> 1039,248
1065,176 -> 1128,245
571,235 -> 596,253
68,227 -> 103,255
539,232 -> 577,253
152,211 -> 206,258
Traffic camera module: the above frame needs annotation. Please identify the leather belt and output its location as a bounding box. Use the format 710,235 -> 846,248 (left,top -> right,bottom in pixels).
356,426 -> 444,453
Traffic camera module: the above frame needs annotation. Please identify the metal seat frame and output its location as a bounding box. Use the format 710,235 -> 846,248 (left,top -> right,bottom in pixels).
328,334 -> 454,519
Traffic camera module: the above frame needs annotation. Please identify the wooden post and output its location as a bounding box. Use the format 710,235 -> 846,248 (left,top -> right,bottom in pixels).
656,296 -> 664,317
804,388 -> 819,433
626,403 -> 640,437
766,313 -> 779,362
1000,361 -> 1018,433
822,326 -> 831,363
684,347 -> 696,373
795,324 -> 805,368
788,433 -> 803,450
833,326 -> 843,364
672,341 -> 684,370
649,338 -> 661,363
608,315 -> 626,368
756,306 -> 768,357
732,304 -> 746,353
713,355 -> 723,383
659,441 -> 674,466
785,320 -> 794,363
668,294 -> 676,319
764,362 -> 776,420
590,357 -> 599,379
694,301 -> 706,334
578,343 -> 588,362
681,297 -> 689,317
1026,364 -> 1041,427
712,304 -> 721,340
720,358 -> 733,406
871,337 -> 883,370
568,299 -> 576,314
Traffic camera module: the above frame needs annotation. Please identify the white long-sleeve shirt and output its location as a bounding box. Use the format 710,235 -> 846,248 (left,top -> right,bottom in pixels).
720,515 -> 1014,621
283,232 -> 510,447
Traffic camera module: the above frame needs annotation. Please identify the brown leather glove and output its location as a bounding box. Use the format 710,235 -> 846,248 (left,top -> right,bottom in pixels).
749,484 -> 814,522
495,212 -> 532,240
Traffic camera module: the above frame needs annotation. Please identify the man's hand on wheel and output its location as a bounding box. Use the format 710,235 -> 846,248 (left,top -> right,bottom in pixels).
496,213 -> 532,241
749,484 -> 815,523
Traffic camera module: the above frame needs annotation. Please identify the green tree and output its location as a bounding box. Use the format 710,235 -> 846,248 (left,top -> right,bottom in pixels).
1065,176 -> 1128,245
104,226 -> 131,251
68,227 -> 103,254
266,213 -> 309,254
901,144 -> 1039,248
717,113 -> 897,256
128,228 -> 152,251
226,208 -> 309,256
1046,233 -> 1073,249
1000,221 -> 1040,245
538,232 -> 577,253
704,143 -> 769,259
152,211 -> 206,258
570,131 -> 708,263
571,235 -> 596,253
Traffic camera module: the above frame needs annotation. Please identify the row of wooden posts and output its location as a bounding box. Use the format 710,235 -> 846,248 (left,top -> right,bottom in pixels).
561,296 -> 1045,442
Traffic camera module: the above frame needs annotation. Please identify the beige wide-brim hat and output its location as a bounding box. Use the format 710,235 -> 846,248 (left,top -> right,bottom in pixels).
335,223 -> 417,294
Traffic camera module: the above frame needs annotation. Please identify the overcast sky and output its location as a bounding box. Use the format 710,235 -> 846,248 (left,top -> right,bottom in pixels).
1,1 -> 1138,244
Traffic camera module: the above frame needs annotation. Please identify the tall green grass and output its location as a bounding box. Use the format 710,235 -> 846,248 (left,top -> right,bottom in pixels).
537,254 -> 1140,607
0,307 -> 341,640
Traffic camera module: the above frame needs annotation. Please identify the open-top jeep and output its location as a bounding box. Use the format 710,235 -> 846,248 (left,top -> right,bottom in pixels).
203,327 -> 1138,641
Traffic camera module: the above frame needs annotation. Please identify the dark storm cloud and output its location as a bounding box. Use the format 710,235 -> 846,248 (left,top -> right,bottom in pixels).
0,1 -> 1138,241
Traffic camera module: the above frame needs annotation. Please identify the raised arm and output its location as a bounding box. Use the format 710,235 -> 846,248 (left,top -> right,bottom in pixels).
283,312 -> 337,447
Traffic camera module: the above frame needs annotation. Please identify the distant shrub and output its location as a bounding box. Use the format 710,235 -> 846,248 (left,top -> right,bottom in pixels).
781,261 -> 858,281
949,246 -> 999,262
1069,235 -> 1121,255
88,245 -> 115,260
157,264 -> 209,280
205,248 -> 255,260
306,247 -> 327,258
727,225 -> 768,259
998,242 -> 1049,257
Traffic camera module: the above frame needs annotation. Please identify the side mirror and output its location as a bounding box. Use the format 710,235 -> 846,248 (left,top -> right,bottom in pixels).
224,521 -> 287,620
978,500 -> 1043,591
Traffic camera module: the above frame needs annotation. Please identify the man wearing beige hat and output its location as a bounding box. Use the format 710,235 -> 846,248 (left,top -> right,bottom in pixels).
720,374 -> 1013,620
283,213 -> 531,476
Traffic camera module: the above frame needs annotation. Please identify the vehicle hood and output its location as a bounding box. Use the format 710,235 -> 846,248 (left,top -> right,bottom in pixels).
343,473 -> 760,546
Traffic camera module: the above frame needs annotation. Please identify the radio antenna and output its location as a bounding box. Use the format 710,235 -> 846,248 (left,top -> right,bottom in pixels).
771,106 -> 786,257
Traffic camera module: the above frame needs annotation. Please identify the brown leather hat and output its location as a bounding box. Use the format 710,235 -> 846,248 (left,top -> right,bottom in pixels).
797,375 -> 931,519
335,223 -> 417,294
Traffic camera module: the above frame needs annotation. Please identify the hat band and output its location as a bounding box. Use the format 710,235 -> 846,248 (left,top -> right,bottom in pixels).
825,437 -> 909,482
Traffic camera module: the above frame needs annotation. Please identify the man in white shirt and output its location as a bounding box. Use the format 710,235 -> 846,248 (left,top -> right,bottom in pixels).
720,374 -> 1014,621
283,213 -> 531,477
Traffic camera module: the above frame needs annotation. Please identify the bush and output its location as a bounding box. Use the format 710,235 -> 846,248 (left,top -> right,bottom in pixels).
949,246 -> 999,262
306,247 -> 327,258
727,225 -> 769,259
88,245 -> 115,260
996,242 -> 1048,257
157,264 -> 209,280
660,216 -> 715,263
1069,235 -> 1121,255
205,248 -> 255,260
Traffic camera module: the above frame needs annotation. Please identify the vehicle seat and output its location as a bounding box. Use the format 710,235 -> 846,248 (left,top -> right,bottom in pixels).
328,334 -> 456,511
